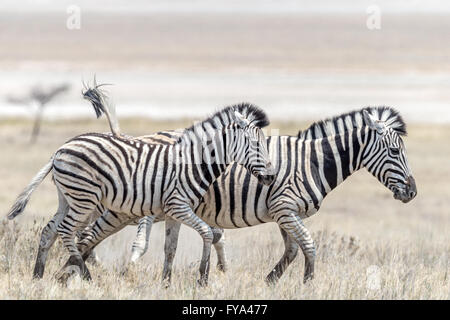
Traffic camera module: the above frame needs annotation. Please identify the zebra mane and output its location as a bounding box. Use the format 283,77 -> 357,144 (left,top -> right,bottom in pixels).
180,102 -> 269,141
297,106 -> 407,140
232,103 -> 270,128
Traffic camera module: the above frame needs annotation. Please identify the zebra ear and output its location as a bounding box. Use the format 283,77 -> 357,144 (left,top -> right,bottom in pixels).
363,110 -> 385,134
234,111 -> 250,129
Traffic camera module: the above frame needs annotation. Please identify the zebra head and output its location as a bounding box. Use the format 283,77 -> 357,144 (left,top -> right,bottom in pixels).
362,108 -> 417,203
225,110 -> 276,186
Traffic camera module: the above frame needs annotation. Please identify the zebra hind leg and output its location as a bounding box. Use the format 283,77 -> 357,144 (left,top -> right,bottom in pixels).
211,227 -> 227,272
130,216 -> 155,264
55,208 -> 93,284
83,206 -> 106,266
161,217 -> 181,287
33,220 -> 59,279
58,210 -> 135,283
33,190 -> 69,279
265,227 -> 299,285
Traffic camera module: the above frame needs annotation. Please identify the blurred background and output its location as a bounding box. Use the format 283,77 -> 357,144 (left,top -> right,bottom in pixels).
1,0 -> 450,123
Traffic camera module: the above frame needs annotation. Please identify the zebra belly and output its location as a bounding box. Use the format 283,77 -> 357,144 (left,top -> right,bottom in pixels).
195,204 -> 272,229
195,177 -> 273,229
193,175 -> 320,228
100,190 -> 164,217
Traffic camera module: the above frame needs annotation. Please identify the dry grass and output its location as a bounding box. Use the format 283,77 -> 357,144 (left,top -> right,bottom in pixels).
0,118 -> 449,299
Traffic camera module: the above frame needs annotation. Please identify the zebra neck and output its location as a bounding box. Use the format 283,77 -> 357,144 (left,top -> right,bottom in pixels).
176,130 -> 227,203
309,126 -> 369,198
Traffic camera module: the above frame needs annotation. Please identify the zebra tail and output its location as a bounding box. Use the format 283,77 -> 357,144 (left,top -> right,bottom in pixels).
82,80 -> 121,137
7,158 -> 54,220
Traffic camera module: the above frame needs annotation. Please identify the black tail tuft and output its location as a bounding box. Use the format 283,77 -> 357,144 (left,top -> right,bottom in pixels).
83,87 -> 105,119
82,76 -> 112,119
7,199 -> 29,219
81,77 -> 121,136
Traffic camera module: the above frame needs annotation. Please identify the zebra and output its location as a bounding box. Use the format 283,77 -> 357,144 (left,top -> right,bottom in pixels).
28,128 -> 228,278
126,106 -> 417,284
7,85 -> 276,286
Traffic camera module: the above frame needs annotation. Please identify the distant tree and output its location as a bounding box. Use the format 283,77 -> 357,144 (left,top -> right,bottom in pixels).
7,83 -> 70,143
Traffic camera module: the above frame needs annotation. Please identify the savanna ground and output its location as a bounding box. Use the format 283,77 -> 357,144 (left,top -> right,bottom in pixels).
0,118 -> 448,299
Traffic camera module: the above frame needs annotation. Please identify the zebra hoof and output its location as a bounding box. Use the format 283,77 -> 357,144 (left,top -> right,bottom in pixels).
56,265 -> 80,285
85,253 -> 101,266
56,255 -> 92,284
161,278 -> 171,289
130,252 -> 143,264
32,266 -> 45,280
217,263 -> 227,273
119,267 -> 129,277
197,278 -> 208,287
303,273 -> 314,284
82,267 -> 92,281
264,274 -> 279,286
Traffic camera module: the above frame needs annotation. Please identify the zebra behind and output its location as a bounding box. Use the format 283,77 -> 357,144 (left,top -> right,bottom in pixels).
130,106 -> 417,284
7,85 -> 276,286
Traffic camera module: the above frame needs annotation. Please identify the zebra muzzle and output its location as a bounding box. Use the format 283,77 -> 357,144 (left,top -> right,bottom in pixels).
393,176 -> 417,203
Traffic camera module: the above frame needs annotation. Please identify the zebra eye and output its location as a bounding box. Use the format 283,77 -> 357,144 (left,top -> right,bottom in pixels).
390,147 -> 400,156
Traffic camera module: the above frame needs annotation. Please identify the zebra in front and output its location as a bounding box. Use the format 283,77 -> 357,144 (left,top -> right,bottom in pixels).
128,106 -> 417,284
7,85 -> 276,286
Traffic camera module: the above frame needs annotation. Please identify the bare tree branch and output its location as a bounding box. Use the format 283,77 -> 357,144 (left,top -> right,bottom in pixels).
5,83 -> 71,143
30,84 -> 70,106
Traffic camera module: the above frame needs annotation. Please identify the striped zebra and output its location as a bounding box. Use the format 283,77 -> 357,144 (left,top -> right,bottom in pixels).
7,85 -> 276,286
28,130 -> 228,279
127,106 -> 417,284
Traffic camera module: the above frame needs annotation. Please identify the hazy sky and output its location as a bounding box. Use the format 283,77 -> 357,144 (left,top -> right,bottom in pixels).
1,0 -> 450,14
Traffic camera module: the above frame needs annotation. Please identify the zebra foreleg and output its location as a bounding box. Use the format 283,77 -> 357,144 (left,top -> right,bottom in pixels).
272,209 -> 316,284
130,216 -> 155,263
265,227 -> 299,284
212,228 -> 227,272
166,205 -> 213,287
162,217 -> 181,287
